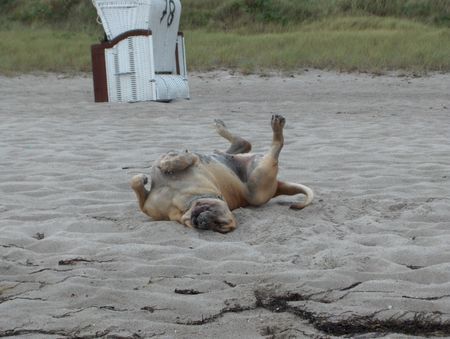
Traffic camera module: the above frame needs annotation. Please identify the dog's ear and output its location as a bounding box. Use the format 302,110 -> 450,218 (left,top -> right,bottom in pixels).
130,174 -> 151,211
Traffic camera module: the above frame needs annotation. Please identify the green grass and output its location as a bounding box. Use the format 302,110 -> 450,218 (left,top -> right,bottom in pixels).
1,0 -> 450,74
186,18 -> 450,73
0,16 -> 449,74
0,26 -> 96,74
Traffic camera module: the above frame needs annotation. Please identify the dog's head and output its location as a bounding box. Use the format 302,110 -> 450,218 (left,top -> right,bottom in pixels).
182,197 -> 236,233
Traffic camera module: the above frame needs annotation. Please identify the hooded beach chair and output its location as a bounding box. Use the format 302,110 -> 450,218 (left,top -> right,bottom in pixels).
91,0 -> 189,102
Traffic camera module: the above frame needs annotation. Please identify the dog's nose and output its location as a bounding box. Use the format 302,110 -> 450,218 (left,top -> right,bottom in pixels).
192,211 -> 211,230
197,217 -> 209,229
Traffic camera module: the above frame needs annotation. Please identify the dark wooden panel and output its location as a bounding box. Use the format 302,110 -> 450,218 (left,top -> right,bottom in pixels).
90,30 -> 152,103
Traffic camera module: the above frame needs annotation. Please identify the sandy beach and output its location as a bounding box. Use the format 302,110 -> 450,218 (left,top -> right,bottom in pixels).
1,70 -> 449,338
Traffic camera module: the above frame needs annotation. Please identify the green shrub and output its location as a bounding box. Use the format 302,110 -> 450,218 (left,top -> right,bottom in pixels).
2,0 -> 449,29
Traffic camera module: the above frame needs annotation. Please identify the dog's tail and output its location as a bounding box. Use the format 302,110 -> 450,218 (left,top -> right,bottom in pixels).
130,174 -> 150,211
275,181 -> 314,210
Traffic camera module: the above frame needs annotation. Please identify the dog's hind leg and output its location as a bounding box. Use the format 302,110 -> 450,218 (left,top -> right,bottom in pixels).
274,181 -> 314,210
245,115 -> 285,205
214,119 -> 252,154
130,174 -> 150,211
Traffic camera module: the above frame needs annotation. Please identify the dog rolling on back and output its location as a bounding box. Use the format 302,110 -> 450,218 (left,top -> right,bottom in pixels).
131,115 -> 313,233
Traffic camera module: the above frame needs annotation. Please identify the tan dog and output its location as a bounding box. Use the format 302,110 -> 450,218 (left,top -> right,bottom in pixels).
131,115 -> 313,233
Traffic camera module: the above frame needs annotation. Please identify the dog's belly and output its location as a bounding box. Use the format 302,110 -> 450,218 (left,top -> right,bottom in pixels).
199,152 -> 259,182
186,155 -> 249,209
203,160 -> 249,210
145,154 -> 248,219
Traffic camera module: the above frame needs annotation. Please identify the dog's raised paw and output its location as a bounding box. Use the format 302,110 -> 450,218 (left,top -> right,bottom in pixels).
271,114 -> 286,131
214,119 -> 227,128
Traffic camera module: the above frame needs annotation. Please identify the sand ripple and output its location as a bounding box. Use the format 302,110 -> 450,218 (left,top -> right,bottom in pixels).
1,71 -> 449,337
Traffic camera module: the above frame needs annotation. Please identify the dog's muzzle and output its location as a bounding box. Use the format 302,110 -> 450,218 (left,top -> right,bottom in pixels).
191,204 -> 212,230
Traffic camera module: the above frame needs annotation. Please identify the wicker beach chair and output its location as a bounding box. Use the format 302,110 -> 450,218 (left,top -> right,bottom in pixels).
91,0 -> 189,102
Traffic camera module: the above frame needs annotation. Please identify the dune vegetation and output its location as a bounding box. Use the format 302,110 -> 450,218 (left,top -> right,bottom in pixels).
1,0 -> 449,74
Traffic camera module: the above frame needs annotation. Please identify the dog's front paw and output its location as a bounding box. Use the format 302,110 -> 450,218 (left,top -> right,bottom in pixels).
130,174 -> 148,188
271,114 -> 286,132
157,151 -> 196,174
